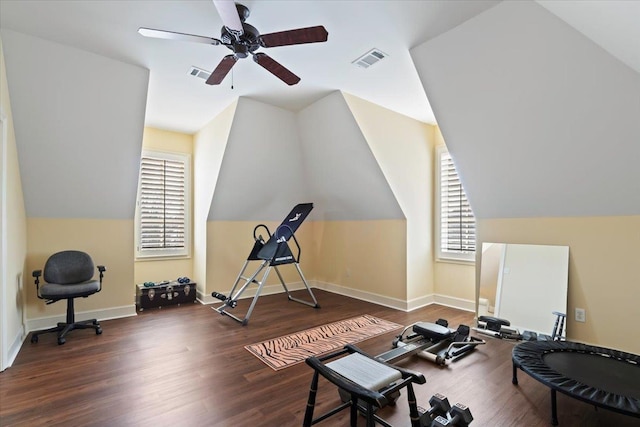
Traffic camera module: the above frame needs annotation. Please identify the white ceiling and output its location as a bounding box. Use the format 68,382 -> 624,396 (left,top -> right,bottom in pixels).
0,0 -> 500,134
1,1 -> 638,135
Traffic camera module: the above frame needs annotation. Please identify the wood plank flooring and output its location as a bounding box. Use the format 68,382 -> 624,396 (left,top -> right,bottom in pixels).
1,290 -> 638,426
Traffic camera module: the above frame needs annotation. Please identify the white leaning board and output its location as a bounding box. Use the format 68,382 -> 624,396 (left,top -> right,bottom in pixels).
495,244 -> 569,335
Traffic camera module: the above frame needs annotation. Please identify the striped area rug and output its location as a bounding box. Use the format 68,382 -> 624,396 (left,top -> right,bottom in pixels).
245,314 -> 402,370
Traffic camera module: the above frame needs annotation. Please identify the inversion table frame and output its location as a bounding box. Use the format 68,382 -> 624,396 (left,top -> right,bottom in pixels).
211,203 -> 319,325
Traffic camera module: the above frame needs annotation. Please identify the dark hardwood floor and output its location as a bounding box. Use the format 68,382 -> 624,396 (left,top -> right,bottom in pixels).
1,290 -> 638,426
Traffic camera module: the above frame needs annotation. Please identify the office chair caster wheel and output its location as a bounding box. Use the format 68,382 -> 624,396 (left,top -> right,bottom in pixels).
31,335 -> 38,343
58,337 -> 66,345
96,327 -> 102,335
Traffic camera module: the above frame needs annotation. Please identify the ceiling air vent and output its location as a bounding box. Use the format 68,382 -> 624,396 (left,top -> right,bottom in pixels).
352,48 -> 388,69
188,66 -> 211,80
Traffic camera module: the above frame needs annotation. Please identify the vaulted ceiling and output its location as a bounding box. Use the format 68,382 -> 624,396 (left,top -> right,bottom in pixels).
1,0 -> 638,221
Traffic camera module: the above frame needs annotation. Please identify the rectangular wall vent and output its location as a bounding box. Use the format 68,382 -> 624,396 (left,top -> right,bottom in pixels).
188,66 -> 211,80
352,49 -> 388,69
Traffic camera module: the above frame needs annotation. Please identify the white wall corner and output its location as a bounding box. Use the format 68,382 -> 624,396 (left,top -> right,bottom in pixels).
406,294 -> 436,312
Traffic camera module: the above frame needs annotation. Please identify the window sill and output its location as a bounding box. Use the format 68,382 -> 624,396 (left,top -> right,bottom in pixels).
435,257 -> 475,266
135,254 -> 191,262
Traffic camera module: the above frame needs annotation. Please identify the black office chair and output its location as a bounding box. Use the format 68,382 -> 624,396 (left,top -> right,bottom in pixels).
31,250 -> 105,345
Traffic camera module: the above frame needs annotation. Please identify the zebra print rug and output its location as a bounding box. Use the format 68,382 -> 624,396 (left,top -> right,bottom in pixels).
244,314 -> 402,370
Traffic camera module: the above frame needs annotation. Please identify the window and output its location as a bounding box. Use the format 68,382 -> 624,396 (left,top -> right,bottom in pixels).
436,146 -> 475,262
135,150 -> 191,258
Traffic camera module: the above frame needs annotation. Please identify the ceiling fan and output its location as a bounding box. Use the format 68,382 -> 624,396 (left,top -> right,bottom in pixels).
138,1 -> 328,86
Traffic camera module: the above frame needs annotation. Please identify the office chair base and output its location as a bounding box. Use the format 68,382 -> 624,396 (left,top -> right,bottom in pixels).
31,319 -> 101,345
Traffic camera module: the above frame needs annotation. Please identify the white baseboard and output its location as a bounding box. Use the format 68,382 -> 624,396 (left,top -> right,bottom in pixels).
313,282 -> 475,313
312,281 -> 410,311
198,281 -> 307,305
26,305 -> 137,333
432,294 -> 476,312
4,327 -> 25,370
406,294 -> 436,311
196,279 -> 474,313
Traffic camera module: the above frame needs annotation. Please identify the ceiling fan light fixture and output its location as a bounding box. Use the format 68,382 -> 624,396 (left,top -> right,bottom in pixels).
352,48 -> 388,69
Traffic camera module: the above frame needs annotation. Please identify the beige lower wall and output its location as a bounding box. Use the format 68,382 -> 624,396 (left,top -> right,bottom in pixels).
434,261 -> 475,302
203,219 -> 407,302
478,215 -> 640,354
312,220 -> 407,301
26,218 -> 135,319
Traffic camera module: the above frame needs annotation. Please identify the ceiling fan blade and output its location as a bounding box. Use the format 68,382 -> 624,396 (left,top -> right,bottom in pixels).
253,53 -> 300,86
206,55 -> 238,85
260,26 -> 328,48
212,0 -> 244,35
138,27 -> 221,45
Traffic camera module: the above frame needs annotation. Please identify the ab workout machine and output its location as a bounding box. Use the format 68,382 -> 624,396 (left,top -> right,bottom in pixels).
304,343 -> 476,426
211,203 -> 319,325
379,319 -> 485,366
306,319 -> 482,426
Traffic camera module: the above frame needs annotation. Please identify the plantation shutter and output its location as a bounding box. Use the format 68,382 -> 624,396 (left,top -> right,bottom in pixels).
138,156 -> 186,251
439,150 -> 475,255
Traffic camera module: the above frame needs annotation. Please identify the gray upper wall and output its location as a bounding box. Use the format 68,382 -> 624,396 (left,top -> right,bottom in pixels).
411,1 -> 640,219
297,92 -> 403,221
207,93 -> 403,222
208,98 -> 308,221
1,30 -> 148,219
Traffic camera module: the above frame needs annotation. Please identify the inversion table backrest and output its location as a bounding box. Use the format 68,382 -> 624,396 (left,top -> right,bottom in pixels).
257,203 -> 313,261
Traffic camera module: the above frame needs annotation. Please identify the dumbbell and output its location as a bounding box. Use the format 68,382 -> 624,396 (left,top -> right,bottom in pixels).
430,403 -> 473,427
418,393 -> 451,426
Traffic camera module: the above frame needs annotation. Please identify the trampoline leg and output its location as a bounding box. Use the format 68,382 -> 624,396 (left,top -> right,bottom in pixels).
551,389 -> 558,426
512,361 -> 518,385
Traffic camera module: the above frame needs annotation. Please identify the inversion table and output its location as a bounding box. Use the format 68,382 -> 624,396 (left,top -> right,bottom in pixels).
211,203 -> 319,325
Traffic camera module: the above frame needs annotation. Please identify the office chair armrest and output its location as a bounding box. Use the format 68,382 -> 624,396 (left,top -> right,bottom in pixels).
97,265 -> 106,291
33,269 -> 43,299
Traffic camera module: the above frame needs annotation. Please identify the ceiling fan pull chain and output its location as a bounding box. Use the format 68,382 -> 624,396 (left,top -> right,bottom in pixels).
231,68 -> 234,90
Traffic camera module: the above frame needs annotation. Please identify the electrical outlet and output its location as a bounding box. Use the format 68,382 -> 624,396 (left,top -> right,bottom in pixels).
575,308 -> 586,323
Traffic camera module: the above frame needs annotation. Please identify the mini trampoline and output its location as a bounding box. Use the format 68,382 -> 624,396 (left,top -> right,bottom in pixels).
512,340 -> 640,425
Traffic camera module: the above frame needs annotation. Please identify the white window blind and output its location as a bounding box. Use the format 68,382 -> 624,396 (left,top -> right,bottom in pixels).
136,151 -> 190,258
437,147 -> 476,261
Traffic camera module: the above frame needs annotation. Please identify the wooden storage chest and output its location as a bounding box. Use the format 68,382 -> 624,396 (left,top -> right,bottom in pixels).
136,281 -> 197,311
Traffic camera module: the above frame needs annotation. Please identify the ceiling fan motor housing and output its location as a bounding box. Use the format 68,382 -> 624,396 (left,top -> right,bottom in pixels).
221,23 -> 260,58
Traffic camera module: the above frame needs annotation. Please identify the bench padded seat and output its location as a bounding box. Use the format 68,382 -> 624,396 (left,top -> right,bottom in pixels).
327,353 -> 402,391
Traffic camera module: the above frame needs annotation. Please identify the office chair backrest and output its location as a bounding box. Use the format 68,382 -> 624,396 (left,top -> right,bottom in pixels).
44,250 -> 95,285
